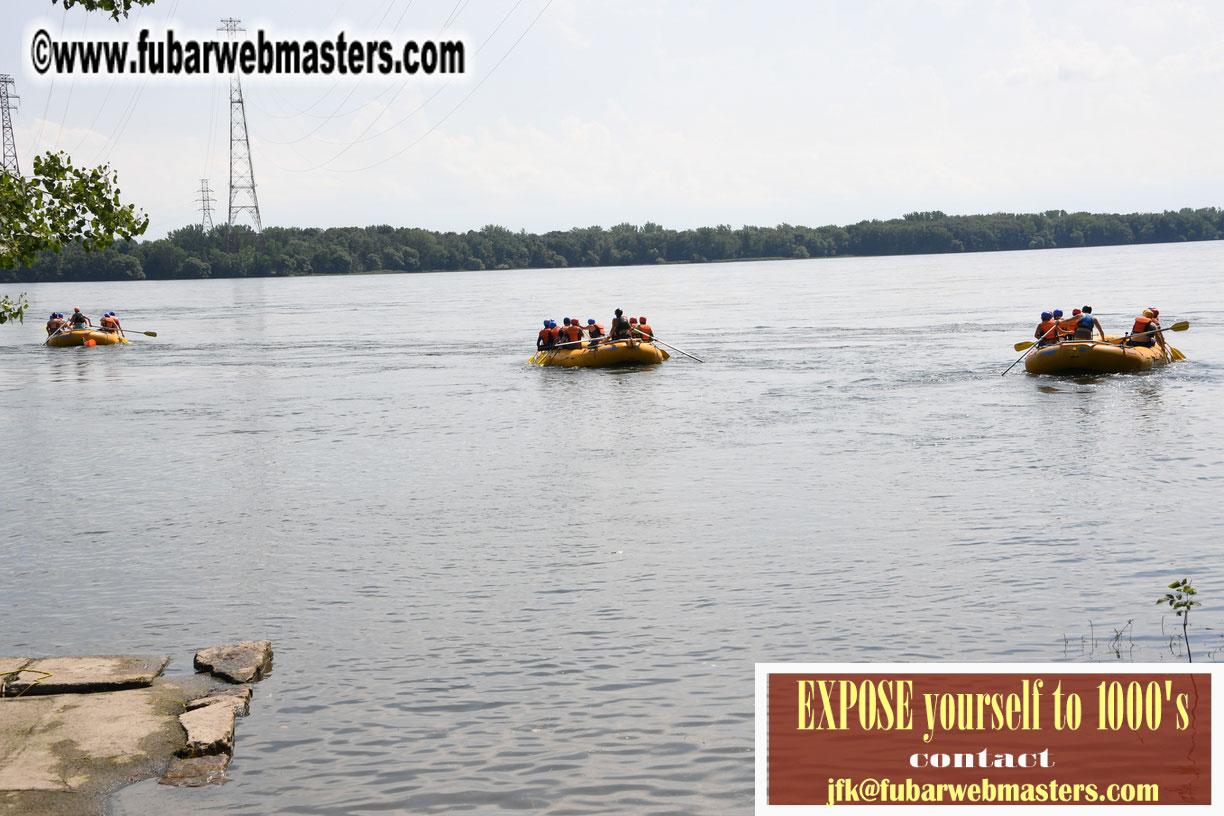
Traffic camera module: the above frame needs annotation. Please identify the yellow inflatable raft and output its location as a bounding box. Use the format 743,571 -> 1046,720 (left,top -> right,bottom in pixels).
46,329 -> 130,347
530,339 -> 668,368
1025,336 -> 1170,375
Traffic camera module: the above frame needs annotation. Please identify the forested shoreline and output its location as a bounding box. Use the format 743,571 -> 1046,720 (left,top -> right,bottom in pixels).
4,207 -> 1222,283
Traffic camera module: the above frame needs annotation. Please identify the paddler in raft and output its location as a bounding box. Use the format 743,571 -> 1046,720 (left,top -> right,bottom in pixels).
100,311 -> 125,338
608,308 -> 633,341
585,318 -> 604,348
634,316 -> 654,343
1125,309 -> 1165,350
69,307 -> 92,329
559,317 -> 585,348
1034,311 -> 1058,346
538,319 -> 555,351
1072,306 -> 1105,341
45,312 -> 67,336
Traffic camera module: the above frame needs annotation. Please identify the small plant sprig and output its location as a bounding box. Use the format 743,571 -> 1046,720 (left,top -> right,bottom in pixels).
1158,579 -> 1201,663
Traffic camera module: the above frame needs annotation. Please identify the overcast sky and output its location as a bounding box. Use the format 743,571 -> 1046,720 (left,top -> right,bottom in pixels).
5,0 -> 1223,238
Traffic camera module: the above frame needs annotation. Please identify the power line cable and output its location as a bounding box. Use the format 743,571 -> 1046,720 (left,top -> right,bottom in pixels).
331,0 -> 554,174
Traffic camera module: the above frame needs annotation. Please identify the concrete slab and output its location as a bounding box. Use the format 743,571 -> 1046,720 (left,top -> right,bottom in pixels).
194,641 -> 273,684
186,684 -> 252,717
0,676 -> 215,816
4,655 -> 169,697
177,702 -> 236,758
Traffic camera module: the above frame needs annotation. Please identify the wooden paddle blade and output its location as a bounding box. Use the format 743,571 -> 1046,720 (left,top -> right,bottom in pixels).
1170,346 -> 1186,361
1014,341 -> 1035,351
1169,320 -> 1189,332
660,349 -> 671,360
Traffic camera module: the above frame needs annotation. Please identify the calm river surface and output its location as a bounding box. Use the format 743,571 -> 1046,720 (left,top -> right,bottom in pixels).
2,241 -> 1222,814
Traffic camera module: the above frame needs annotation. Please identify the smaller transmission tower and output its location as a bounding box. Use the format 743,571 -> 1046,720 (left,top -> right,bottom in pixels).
219,18 -> 262,239
197,179 -> 216,231
1,74 -> 20,176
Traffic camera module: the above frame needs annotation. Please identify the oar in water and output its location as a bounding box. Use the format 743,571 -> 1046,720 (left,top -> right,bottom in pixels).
1001,322 -> 1062,375
634,331 -> 703,363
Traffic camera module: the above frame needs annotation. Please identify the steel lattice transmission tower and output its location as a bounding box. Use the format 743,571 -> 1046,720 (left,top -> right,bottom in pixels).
219,18 -> 261,235
1,74 -> 20,176
197,179 -> 216,231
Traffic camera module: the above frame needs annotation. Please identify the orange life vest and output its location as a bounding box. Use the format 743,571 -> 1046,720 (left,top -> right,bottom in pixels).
1035,319 -> 1057,341
1056,317 -> 1077,338
101,315 -> 117,329
562,324 -> 583,342
636,323 -> 654,341
548,326 -> 561,343
1131,316 -> 1154,335
587,322 -> 604,338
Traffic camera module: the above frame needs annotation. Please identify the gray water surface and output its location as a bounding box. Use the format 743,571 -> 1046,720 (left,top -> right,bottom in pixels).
1,241 -> 1222,814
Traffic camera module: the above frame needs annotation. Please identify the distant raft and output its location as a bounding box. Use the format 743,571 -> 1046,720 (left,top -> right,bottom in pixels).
1025,336 -> 1170,375
46,329 -> 130,347
531,338 -> 668,368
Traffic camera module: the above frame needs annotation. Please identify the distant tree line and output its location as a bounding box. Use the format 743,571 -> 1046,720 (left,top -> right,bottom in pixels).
4,207 -> 1222,283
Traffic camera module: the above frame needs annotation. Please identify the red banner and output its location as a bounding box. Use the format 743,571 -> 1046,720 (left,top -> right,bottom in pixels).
764,671 -> 1211,806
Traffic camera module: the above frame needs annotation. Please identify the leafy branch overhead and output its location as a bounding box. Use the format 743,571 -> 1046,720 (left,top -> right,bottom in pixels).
0,151 -> 149,270
52,0 -> 157,21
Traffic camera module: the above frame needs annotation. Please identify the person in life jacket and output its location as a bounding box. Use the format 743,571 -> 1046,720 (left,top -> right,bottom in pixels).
1126,309 -> 1162,348
547,320 -> 561,346
100,311 -> 125,336
561,318 -> 585,346
635,316 -> 654,342
45,313 -> 66,336
1051,309 -> 1076,340
1034,312 -> 1058,346
1072,305 -> 1105,341
609,308 -> 632,340
69,307 -> 91,328
585,318 -> 604,347
537,319 -> 554,351
628,317 -> 638,336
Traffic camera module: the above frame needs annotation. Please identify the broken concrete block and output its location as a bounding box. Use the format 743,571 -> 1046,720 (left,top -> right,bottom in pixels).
186,684 -> 252,717
177,702 -> 236,758
194,641 -> 272,684
3,655 -> 169,697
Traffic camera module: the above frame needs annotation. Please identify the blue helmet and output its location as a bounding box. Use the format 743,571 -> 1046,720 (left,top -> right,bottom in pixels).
1052,309 -> 1063,317
548,320 -> 556,328
1041,312 -> 1052,321
587,319 -> 595,325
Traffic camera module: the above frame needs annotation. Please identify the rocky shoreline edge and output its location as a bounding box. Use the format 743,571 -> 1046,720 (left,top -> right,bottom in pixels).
1,640 -> 272,816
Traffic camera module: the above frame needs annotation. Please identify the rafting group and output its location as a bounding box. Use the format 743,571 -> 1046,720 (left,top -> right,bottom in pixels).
43,307 -> 134,347
528,308 -> 693,367
1009,306 -> 1189,376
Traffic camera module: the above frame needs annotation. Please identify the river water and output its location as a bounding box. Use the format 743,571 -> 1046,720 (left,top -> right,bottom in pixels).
1,241 -> 1221,814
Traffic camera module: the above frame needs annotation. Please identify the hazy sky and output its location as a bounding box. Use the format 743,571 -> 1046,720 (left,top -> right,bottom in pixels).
5,0 -> 1223,238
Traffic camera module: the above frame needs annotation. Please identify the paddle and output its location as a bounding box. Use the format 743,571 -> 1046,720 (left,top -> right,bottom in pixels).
121,329 -> 157,337
1002,322 -> 1060,375
43,322 -> 73,346
633,331 -> 704,363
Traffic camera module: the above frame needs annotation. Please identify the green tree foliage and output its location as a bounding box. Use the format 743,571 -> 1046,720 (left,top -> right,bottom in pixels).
1,292 -> 29,324
1,152 -> 149,271
4,208 -> 1223,283
53,0 -> 156,21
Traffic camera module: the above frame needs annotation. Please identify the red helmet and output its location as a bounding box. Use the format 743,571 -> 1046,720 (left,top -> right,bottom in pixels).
639,316 -> 647,323
1149,308 -> 1159,318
